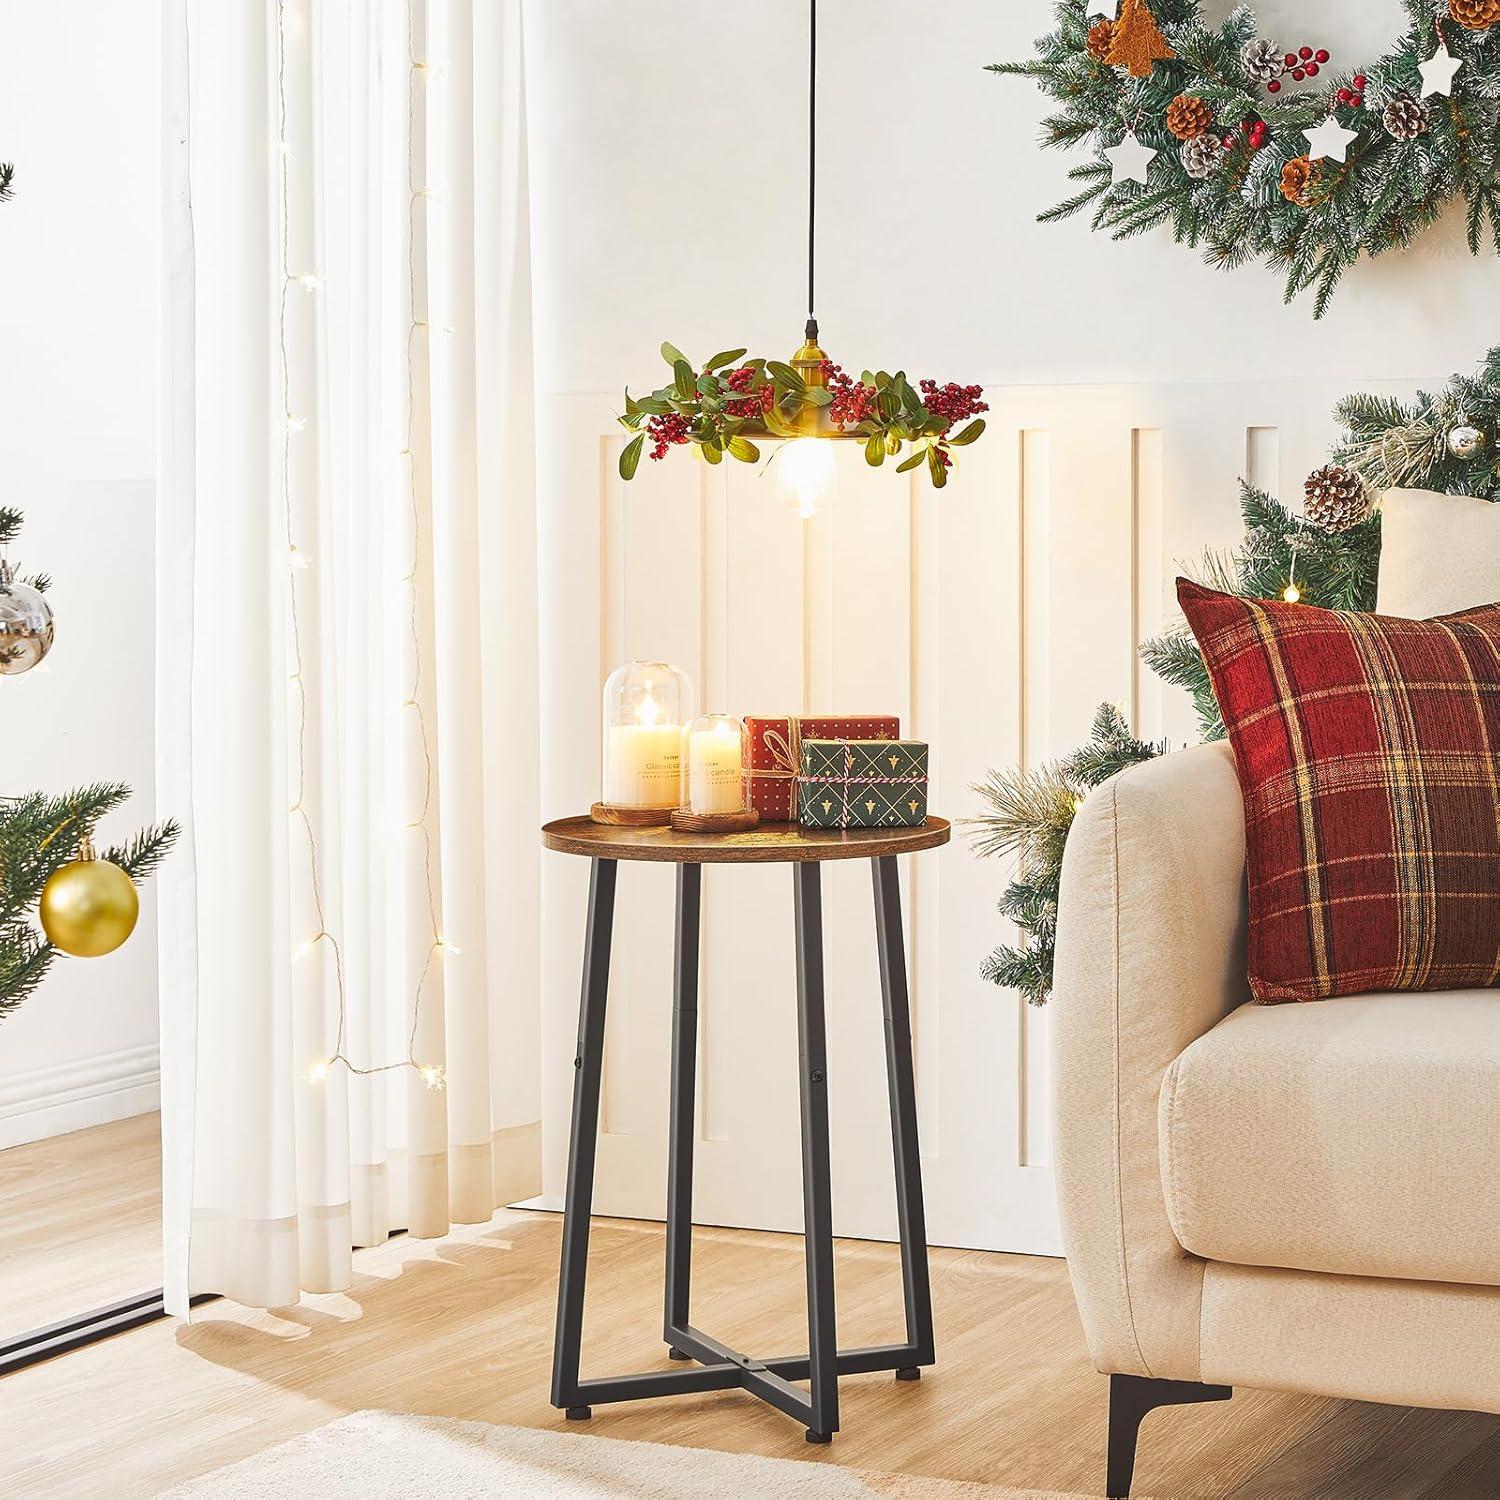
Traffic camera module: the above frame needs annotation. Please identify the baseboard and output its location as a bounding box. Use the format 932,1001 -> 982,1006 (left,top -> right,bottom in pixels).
0,1043 -> 160,1150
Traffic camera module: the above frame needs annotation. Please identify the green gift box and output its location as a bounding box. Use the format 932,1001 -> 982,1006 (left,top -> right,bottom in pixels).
797,739 -> 929,829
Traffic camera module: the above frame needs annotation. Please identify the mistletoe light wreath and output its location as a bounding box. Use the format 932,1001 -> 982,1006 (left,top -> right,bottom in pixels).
993,0 -> 1500,315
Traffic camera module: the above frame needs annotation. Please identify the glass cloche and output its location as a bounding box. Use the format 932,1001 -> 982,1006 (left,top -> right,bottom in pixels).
600,661 -> 694,811
682,714 -> 747,817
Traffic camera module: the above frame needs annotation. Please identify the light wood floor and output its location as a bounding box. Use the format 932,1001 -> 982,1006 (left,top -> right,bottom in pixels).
0,1112 -> 162,1344
3,1194 -> 1498,1499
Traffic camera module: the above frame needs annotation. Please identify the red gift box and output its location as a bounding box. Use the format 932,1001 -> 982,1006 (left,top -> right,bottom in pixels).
741,715 -> 901,822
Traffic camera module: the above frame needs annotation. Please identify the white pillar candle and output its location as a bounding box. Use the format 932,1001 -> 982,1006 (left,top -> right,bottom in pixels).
605,721 -> 682,807
688,721 -> 743,814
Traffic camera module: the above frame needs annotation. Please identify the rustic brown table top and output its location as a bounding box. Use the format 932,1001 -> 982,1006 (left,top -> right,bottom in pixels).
540,815 -> 951,865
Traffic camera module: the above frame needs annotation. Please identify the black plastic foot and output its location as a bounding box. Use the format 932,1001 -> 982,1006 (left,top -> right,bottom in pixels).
1106,1374 -> 1232,1497
805,1429 -> 832,1445
667,1347 -> 691,1360
565,1405 -> 592,1421
895,1366 -> 921,1381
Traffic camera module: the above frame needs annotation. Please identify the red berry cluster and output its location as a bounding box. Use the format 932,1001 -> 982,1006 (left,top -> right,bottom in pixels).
821,362 -> 879,428
647,410 -> 691,461
1337,74 -> 1369,109
724,364 -> 774,419
1226,115 -> 1270,151
918,378 -> 989,431
1267,43 -> 1330,92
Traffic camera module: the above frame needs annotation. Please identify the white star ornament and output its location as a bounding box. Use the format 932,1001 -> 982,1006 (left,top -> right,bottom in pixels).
1104,132 -> 1157,186
1303,115 -> 1359,164
1419,43 -> 1463,98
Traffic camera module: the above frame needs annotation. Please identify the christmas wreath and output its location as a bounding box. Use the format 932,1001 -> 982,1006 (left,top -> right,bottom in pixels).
970,346 -> 1500,1004
992,0 -> 1500,315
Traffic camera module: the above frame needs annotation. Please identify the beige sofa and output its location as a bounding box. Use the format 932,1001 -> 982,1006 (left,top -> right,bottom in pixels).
1052,489 -> 1500,1497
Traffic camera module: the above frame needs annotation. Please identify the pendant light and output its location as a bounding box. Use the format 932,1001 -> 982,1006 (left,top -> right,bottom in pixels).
616,0 -> 989,500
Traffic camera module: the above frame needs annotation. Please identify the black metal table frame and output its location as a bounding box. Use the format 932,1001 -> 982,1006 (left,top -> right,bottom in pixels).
550,853 -> 935,1444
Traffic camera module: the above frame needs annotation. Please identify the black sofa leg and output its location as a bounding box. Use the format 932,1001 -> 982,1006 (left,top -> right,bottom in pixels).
1106,1373 -> 1233,1497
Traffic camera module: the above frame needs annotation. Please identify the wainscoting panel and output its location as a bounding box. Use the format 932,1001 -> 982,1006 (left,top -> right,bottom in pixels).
538,379 -> 1415,1255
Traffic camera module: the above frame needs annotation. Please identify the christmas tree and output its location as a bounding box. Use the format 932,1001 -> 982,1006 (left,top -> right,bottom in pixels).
973,347 -> 1500,1004
0,508 -> 178,1015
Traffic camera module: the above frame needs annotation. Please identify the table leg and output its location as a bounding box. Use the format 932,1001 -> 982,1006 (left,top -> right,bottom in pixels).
871,854 -> 935,1374
550,857 -> 618,1419
664,863 -> 701,1353
793,862 -> 839,1443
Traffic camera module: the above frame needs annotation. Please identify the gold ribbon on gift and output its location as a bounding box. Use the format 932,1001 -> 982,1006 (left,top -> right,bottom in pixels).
743,718 -> 803,814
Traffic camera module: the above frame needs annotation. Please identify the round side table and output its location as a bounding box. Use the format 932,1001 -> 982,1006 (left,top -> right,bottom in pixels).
541,815 -> 951,1444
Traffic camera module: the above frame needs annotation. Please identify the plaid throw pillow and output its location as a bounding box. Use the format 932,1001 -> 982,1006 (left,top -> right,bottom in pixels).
1177,578 -> 1500,1004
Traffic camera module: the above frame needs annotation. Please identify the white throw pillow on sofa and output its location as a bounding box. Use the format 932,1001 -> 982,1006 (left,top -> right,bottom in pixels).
1377,487 -> 1500,617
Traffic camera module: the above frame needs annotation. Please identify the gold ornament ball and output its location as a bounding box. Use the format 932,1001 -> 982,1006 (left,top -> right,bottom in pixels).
40,854 -> 139,958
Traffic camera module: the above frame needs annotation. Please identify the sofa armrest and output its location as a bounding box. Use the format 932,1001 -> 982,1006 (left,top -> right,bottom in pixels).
1052,740 -> 1249,1380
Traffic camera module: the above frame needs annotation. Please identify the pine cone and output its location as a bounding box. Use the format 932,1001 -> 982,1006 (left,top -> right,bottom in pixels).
1241,37 -> 1285,84
1450,0 -> 1500,31
1382,92 -> 1431,142
1086,16 -> 1115,61
1304,464 -> 1370,532
1179,133 -> 1226,180
1167,95 -> 1214,141
1280,155 -> 1318,206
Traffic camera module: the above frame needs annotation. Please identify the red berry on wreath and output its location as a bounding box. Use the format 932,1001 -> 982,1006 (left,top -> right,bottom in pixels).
1267,79 -> 1282,93
1305,62 -> 1319,76
1337,87 -> 1353,104
1284,52 -> 1298,67
1292,67 -> 1306,80
1315,49 -> 1329,64
1299,45 -> 1313,60
1352,92 -> 1365,106
1354,73 -> 1367,88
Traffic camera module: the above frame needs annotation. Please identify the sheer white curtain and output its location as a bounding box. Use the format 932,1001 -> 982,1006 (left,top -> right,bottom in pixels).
157,0 -> 540,1314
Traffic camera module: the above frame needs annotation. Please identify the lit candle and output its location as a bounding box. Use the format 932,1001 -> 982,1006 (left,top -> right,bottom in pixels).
605,692 -> 682,808
688,719 -> 743,814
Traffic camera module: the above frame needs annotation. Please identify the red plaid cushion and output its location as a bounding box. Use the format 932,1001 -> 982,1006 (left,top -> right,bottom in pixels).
1177,578 -> 1500,1004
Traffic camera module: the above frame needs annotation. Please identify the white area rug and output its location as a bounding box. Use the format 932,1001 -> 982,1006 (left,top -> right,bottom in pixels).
162,1410 -> 1077,1498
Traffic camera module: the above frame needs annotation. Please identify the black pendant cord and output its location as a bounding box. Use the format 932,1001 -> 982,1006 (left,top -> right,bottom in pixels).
806,0 -> 818,340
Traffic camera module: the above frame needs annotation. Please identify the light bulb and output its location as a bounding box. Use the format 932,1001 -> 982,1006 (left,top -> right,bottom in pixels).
778,439 -> 835,519
420,1064 -> 447,1091
308,1059 -> 330,1084
1282,583 -> 1301,604
1072,796 -> 1087,815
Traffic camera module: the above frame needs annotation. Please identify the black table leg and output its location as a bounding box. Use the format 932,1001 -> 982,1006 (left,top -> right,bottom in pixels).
664,863 -> 701,1355
793,862 -> 839,1443
872,855 -> 936,1376
549,852 -> 934,1439
550,857 -> 618,1420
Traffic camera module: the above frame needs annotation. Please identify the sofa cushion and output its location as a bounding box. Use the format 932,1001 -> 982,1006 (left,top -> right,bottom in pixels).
1177,577 -> 1500,1003
1378,488 -> 1500,618
1160,992 -> 1500,1288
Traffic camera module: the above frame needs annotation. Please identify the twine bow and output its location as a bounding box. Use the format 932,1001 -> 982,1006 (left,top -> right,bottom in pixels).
744,719 -> 804,813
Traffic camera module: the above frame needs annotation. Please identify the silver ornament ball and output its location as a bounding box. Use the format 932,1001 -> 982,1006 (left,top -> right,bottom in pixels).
0,562 -> 55,676
1447,424 -> 1487,460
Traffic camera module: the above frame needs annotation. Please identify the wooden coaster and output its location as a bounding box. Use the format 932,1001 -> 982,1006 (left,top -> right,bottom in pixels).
590,803 -> 674,827
669,807 -> 761,835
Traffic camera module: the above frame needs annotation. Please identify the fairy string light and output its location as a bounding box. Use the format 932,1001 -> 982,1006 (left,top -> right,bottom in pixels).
275,0 -> 445,1090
